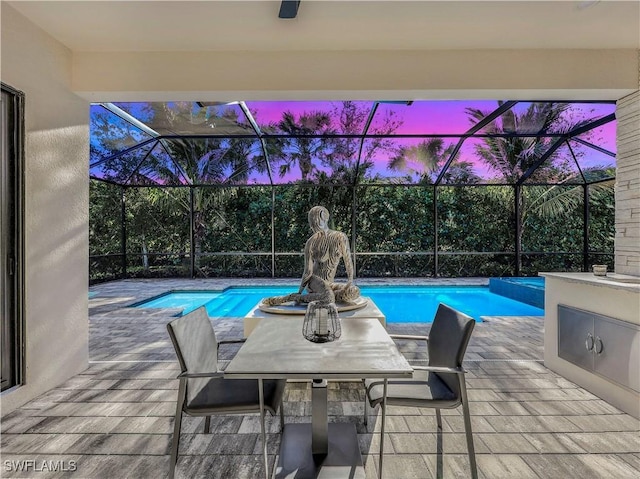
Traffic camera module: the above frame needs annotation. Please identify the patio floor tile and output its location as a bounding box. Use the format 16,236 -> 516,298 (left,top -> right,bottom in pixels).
1,278 -> 638,478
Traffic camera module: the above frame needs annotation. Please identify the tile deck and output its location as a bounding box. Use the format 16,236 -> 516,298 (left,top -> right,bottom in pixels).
1,278 -> 639,478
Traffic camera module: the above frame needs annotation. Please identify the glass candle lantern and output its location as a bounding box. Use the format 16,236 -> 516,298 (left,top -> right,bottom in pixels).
302,301 -> 341,343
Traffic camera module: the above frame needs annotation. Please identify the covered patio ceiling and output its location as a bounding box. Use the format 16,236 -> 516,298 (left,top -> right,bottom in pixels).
90,100 -> 616,187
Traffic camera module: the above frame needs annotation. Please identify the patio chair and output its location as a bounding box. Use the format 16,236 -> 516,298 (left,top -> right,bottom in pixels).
364,303 -> 477,479
166,307 -> 287,479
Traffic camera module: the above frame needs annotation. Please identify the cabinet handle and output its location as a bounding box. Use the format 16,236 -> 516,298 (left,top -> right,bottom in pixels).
585,333 -> 594,352
595,337 -> 604,355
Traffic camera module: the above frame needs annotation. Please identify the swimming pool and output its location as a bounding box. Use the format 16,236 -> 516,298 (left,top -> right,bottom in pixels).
133,285 -> 544,322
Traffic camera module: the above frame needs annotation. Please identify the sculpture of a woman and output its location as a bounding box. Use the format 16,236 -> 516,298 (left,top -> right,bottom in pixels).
263,206 -> 360,306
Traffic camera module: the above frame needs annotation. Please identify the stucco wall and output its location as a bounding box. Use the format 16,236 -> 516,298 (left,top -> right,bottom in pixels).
74,49 -> 638,102
0,4 -> 89,414
615,90 -> 640,276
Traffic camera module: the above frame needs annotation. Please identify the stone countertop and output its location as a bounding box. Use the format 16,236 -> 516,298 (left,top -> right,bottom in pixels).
540,272 -> 640,293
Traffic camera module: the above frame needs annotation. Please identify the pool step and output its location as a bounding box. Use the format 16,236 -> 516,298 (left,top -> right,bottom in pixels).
206,295 -> 247,316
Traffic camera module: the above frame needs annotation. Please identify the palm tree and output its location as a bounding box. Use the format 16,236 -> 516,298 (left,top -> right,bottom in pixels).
276,110 -> 335,181
388,138 -> 480,184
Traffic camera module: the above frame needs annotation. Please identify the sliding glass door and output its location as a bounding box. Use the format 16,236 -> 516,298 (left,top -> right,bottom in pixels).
1,84 -> 24,392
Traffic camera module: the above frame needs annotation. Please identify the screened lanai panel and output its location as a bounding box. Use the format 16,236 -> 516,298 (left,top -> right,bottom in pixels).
355,185 -> 434,276
125,187 -> 191,275
437,136 -> 569,184
370,101 -> 497,135
438,139 -> 496,185
520,140 -> 582,185
197,186 -> 272,277
113,102 -> 254,136
476,102 -> 615,135
247,101 -> 372,136
90,141 -> 157,183
521,184 -> 584,274
564,103 -> 616,129
90,105 -> 154,163
130,141 -> 190,185
472,134 -> 564,183
89,180 -> 122,256
158,137 -> 268,185
437,185 -> 515,276
89,179 -> 125,282
356,185 -> 434,251
359,137 -> 451,184
575,121 -> 616,155
437,186 -> 514,252
521,139 -> 615,185
569,140 -> 616,182
264,137 -> 357,184
477,102 -> 569,134
588,184 -> 615,270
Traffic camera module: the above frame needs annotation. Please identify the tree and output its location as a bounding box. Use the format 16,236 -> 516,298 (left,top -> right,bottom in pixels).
276,110 -> 335,181
388,138 -> 480,184
328,101 -> 402,183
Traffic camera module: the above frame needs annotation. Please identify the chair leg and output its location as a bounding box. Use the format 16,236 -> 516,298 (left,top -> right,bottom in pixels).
363,392 -> 368,429
435,409 -> 443,479
258,379 -> 269,479
279,397 -> 285,433
169,380 -> 186,479
204,416 -> 211,434
378,379 -> 388,479
460,375 -> 478,479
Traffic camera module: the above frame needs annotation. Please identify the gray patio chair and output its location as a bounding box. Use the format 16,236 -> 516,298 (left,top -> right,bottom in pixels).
364,303 -> 477,479
166,306 -> 287,479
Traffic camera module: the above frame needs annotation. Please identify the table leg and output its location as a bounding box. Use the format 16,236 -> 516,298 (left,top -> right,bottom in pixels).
275,379 -> 364,478
258,378 -> 268,479
311,378 -> 328,455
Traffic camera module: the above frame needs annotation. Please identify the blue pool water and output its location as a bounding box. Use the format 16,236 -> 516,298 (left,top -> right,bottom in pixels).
498,277 -> 545,289
133,290 -> 222,312
489,277 -> 545,309
133,285 -> 544,322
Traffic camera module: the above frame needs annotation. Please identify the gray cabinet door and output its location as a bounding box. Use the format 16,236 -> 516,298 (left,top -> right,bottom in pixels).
558,305 -> 594,371
594,316 -> 640,393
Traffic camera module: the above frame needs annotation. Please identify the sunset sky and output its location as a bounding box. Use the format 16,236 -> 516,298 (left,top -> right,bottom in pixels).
91,100 -> 616,185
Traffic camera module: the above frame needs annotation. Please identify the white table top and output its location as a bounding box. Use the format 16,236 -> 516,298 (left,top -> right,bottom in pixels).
225,317 -> 413,380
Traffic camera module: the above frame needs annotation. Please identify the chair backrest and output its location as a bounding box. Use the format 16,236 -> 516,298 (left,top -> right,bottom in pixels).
427,303 -> 475,397
167,306 -> 219,375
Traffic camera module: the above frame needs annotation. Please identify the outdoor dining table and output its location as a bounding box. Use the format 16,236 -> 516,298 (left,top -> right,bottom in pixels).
224,315 -> 413,479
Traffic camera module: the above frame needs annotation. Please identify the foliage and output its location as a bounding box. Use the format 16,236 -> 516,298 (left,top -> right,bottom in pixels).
89,180 -> 122,255
90,180 -> 613,282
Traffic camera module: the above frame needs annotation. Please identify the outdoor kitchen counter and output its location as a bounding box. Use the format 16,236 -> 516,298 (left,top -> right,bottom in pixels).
541,272 -> 640,418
